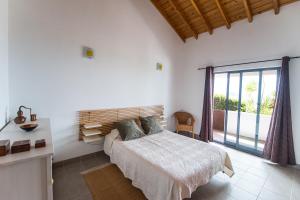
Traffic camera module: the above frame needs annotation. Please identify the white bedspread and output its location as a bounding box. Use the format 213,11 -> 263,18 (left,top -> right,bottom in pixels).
110,130 -> 233,200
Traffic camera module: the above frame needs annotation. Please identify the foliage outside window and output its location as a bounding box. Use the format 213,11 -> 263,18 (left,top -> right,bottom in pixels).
214,95 -> 246,112
214,93 -> 275,115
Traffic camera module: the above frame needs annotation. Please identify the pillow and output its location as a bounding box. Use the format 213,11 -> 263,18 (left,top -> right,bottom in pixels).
140,116 -> 163,135
107,129 -> 120,141
115,119 -> 145,141
104,129 -> 121,156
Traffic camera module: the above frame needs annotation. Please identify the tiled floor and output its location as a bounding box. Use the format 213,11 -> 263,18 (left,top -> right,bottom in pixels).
53,145 -> 300,200
53,152 -> 110,200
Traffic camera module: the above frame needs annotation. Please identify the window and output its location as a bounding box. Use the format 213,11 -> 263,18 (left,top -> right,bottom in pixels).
213,68 -> 279,155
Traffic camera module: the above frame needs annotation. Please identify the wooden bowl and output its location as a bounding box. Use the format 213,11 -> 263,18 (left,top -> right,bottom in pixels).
20,124 -> 38,132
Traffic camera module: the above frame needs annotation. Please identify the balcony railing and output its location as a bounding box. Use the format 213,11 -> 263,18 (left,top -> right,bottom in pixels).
213,110 -> 270,150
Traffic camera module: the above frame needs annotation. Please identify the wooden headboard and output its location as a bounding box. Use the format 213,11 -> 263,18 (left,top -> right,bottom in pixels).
78,105 -> 165,141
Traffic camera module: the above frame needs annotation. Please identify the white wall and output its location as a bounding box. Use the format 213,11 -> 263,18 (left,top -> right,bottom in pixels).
0,0 -> 9,129
174,2 -> 300,164
8,0 -> 182,162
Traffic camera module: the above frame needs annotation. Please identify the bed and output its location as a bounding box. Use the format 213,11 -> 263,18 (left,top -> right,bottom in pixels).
104,129 -> 234,200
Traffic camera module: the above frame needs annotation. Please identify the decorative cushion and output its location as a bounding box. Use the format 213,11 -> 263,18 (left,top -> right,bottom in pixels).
140,116 -> 163,135
115,120 -> 145,141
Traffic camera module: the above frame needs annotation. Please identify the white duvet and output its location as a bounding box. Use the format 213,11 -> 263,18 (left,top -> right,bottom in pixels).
106,130 -> 233,200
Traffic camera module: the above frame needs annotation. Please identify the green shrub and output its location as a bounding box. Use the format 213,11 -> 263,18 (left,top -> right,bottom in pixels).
214,95 -> 246,112
260,96 -> 275,115
214,94 -> 274,115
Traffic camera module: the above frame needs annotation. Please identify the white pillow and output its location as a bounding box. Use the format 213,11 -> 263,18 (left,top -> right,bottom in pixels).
104,129 -> 120,156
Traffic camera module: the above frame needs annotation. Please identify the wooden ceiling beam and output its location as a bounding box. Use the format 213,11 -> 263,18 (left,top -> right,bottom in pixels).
190,0 -> 213,35
242,0 -> 253,23
168,0 -> 198,39
273,0 -> 280,15
215,0 -> 231,29
152,0 -> 298,41
151,0 -> 185,42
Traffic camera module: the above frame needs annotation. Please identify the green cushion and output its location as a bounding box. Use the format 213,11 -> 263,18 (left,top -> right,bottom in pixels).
140,116 -> 163,135
115,120 -> 145,141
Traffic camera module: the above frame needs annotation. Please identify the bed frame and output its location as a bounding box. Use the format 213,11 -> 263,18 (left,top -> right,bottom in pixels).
78,105 -> 165,141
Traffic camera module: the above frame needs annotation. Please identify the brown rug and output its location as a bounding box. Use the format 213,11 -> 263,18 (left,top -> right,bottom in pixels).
81,164 -> 147,200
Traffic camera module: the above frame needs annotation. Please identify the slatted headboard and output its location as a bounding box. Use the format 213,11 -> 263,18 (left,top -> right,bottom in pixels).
78,105 -> 165,141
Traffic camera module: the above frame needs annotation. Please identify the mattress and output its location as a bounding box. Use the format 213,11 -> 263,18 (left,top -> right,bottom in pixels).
106,130 -> 233,200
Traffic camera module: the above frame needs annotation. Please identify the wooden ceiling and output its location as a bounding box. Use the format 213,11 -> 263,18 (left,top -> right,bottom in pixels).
151,0 -> 298,42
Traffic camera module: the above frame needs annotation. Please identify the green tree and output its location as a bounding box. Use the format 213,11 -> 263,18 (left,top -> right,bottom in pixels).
260,91 -> 276,115
244,81 -> 257,113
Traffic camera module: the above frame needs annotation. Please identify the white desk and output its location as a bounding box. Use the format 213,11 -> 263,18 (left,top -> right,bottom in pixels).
0,119 -> 53,200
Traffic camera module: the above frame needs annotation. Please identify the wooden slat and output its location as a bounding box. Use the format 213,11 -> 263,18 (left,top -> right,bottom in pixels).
242,0 -> 253,22
78,105 -> 165,141
151,0 -> 185,42
168,0 -> 198,39
273,0 -> 280,14
215,0 -> 231,29
190,0 -> 213,34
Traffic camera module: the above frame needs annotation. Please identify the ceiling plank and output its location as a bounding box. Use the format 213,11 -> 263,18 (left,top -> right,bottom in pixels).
242,0 -> 253,22
190,0 -> 213,35
168,0 -> 198,39
151,0 -> 186,42
151,0 -> 298,40
214,0 -> 231,29
273,0 -> 280,14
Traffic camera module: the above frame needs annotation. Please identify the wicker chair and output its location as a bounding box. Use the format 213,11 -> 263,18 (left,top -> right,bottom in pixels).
174,112 -> 195,138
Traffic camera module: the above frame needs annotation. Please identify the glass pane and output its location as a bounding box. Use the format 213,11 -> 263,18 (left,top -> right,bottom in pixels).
226,73 -> 240,144
257,70 -> 277,150
239,72 -> 259,148
213,73 -> 227,143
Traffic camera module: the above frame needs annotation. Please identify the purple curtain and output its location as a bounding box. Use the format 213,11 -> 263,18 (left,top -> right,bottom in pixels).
200,66 -> 214,142
263,56 -> 296,165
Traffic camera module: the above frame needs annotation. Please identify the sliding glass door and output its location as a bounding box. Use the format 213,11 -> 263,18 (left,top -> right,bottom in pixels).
213,68 -> 279,154
238,71 -> 260,149
225,73 -> 240,145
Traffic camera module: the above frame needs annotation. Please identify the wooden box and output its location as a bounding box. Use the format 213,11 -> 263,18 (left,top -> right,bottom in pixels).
0,140 -> 10,156
35,139 -> 46,148
11,140 -> 31,154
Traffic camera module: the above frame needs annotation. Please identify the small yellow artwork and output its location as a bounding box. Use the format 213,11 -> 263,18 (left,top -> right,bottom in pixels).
156,63 -> 163,71
86,49 -> 94,58
83,46 -> 94,59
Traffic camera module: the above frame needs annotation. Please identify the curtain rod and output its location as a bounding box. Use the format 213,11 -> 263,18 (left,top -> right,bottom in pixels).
197,56 -> 300,70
